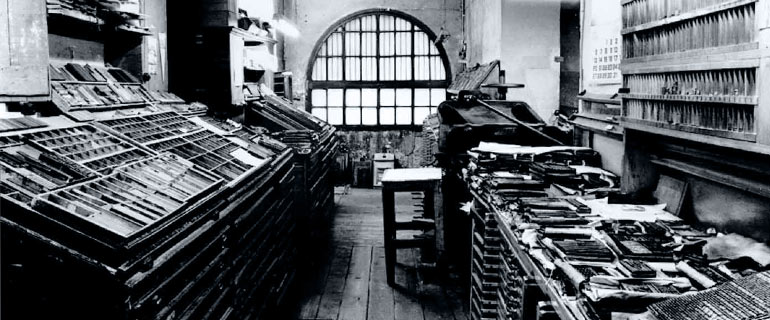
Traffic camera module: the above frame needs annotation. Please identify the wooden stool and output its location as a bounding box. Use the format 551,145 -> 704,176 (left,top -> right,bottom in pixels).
381,168 -> 442,286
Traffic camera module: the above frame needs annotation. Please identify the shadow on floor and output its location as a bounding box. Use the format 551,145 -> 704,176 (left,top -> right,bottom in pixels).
286,188 -> 468,320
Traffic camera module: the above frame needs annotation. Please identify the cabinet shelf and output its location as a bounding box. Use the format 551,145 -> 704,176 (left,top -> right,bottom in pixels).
230,28 -> 277,45
621,48 -> 760,74
621,0 -> 756,34
621,117 -> 766,148
651,157 -> 770,198
623,93 -> 758,105
48,10 -> 104,25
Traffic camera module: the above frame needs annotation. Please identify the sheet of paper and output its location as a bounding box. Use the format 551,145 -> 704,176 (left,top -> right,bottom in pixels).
230,148 -> 267,168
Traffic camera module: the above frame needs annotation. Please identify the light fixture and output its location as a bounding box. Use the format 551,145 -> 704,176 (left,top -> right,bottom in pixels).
271,14 -> 301,38
434,27 -> 450,45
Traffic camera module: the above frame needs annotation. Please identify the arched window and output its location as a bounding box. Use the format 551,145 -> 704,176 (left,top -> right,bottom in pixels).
307,10 -> 450,127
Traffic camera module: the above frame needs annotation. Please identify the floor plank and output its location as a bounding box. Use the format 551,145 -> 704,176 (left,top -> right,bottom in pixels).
367,246 -> 395,320
315,245 -> 353,320
290,188 -> 467,320
298,239 -> 337,319
413,252 -> 456,320
394,249 -> 424,320
338,246 -> 374,320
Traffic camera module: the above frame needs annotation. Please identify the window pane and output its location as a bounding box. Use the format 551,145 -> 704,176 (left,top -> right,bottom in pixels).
362,33 -> 376,56
430,57 -> 444,80
319,43 -> 328,56
328,57 -> 343,80
395,32 -> 411,55
380,107 -> 395,124
328,107 -> 343,125
345,19 -> 360,31
328,89 -> 344,106
361,15 -> 376,31
346,107 -> 361,125
414,107 -> 431,124
362,107 -> 378,125
396,107 -> 412,125
395,18 -> 411,31
395,57 -> 412,81
345,33 -> 360,56
346,89 -> 361,107
362,57 -> 377,80
345,58 -> 361,81
430,88 -> 446,106
311,89 -> 327,107
379,32 -> 395,56
379,15 -> 394,31
328,33 -> 343,56
380,89 -> 395,106
414,32 -> 429,55
312,107 -> 327,121
429,41 -> 438,55
414,56 -> 429,80
396,88 -> 412,106
312,58 -> 327,81
379,58 -> 394,81
414,89 -> 430,106
362,89 -> 377,107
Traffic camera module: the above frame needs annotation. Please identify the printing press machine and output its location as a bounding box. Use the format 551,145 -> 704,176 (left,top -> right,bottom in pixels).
0,63 -> 336,319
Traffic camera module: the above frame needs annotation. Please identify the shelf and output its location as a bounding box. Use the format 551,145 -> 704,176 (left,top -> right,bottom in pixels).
577,93 -> 621,105
622,117 -> 756,141
621,0 -> 757,34
572,114 -> 624,138
623,93 -> 758,105
54,80 -> 142,85
48,10 -> 104,25
621,48 -> 759,74
620,117 -> 770,155
651,157 -> 770,198
65,102 -> 151,111
115,25 -> 153,36
230,28 -> 277,45
622,43 -> 759,66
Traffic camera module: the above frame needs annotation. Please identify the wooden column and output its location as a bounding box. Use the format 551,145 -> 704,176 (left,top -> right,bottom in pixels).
0,0 -> 49,102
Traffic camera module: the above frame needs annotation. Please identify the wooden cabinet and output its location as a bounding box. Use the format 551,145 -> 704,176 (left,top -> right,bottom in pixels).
619,0 -> 770,152
0,0 -> 50,102
619,0 -> 770,241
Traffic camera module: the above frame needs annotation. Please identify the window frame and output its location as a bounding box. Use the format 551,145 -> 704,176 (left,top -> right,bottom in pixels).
305,9 -> 451,129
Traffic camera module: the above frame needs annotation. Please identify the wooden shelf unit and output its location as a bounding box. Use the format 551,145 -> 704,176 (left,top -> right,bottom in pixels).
619,0 -> 768,145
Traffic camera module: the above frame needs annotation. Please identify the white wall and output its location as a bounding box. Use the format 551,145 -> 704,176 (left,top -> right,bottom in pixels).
501,0 -> 561,119
464,0 -> 562,120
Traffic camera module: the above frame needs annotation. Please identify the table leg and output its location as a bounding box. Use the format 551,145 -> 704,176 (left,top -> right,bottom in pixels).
382,188 -> 396,286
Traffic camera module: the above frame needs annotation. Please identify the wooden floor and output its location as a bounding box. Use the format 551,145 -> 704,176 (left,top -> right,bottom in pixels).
291,188 -> 468,320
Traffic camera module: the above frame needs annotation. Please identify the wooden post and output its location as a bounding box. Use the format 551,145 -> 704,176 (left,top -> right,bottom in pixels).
755,0 -> 770,145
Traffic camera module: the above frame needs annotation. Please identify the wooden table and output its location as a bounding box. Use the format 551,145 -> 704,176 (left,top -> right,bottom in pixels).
381,168 -> 442,286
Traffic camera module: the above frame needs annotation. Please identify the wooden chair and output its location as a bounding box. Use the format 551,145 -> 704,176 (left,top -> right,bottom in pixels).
381,168 -> 442,286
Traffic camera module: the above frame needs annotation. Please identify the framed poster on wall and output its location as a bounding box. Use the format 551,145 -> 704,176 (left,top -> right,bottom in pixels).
588,27 -> 621,85
583,0 -> 622,87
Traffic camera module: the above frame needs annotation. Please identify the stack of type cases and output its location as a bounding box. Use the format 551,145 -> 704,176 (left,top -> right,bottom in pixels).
248,93 -> 339,257
0,109 -> 304,319
49,63 -> 158,111
497,217 -> 529,320
470,201 -> 503,320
